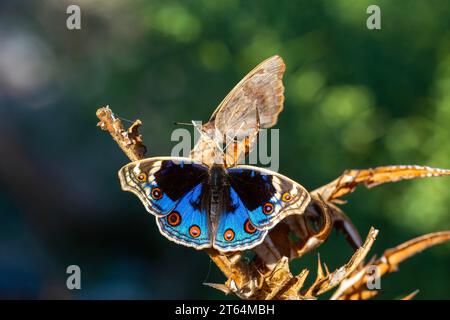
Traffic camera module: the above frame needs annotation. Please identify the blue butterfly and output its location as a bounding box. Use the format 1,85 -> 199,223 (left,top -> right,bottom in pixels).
118,56 -> 311,252
118,157 -> 310,252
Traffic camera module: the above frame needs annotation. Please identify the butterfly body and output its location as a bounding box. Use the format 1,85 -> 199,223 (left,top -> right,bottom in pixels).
207,164 -> 228,232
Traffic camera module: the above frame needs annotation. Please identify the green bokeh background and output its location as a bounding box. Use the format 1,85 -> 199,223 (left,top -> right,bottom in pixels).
0,0 -> 449,299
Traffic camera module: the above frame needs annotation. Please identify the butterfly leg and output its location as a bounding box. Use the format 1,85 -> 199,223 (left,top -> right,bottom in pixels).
222,132 -> 229,167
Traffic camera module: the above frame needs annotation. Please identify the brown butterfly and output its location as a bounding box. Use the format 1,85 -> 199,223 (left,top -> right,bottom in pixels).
190,55 -> 285,167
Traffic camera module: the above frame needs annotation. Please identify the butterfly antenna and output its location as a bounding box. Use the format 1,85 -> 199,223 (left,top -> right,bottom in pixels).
115,114 -> 134,124
175,121 -> 211,141
175,121 -> 195,126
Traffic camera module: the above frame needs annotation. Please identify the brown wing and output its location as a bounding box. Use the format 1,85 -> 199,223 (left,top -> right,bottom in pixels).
191,55 -> 285,167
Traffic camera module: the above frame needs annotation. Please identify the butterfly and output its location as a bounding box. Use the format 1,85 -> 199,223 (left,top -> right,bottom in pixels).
118,56 -> 311,252
190,55 -> 286,167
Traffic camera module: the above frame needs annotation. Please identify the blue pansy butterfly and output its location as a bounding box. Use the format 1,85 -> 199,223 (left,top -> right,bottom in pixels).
118,56 -> 311,252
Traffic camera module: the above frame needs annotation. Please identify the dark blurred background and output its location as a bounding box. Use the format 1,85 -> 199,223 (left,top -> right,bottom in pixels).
0,0 -> 449,299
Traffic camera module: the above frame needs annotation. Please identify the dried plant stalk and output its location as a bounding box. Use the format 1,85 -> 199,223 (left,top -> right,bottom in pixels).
332,231 -> 450,300
96,106 -> 146,161
96,107 -> 450,300
313,166 -> 450,202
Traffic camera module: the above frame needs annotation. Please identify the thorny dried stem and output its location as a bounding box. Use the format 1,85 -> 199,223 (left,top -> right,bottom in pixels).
96,107 -> 450,300
331,231 -> 450,300
96,106 -> 146,161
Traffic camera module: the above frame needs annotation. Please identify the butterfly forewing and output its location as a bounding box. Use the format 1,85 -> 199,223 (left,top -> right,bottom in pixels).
191,55 -> 285,167
212,55 -> 285,130
118,157 -> 208,215
118,157 -> 213,249
227,166 -> 311,230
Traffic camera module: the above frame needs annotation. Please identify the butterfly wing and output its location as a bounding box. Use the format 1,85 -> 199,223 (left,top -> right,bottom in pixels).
156,183 -> 211,249
226,166 -> 311,230
212,166 -> 309,252
191,55 -> 285,167
213,186 -> 268,252
118,157 -> 212,249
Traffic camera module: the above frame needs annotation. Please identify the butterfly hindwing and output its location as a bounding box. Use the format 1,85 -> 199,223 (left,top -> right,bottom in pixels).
157,183 -> 211,249
118,157 -> 208,216
227,166 -> 311,230
213,186 -> 268,252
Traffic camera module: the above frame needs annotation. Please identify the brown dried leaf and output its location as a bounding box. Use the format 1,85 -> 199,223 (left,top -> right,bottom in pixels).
327,203 -> 362,249
96,106 -> 146,161
305,227 -> 379,297
382,231 -> 450,271
313,165 -> 450,202
401,290 -> 419,300
277,269 -> 310,300
334,231 -> 450,300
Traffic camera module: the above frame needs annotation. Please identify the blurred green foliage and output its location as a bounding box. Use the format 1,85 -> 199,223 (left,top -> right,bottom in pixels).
0,0 -> 449,299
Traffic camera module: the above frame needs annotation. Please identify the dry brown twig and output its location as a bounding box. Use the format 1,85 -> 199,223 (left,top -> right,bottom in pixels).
96,106 -> 450,300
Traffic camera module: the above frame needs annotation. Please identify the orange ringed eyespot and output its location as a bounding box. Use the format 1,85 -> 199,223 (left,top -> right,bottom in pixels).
224,229 -> 235,241
262,202 -> 274,215
244,219 -> 257,234
282,192 -> 292,202
151,187 -> 163,200
137,172 -> 147,182
167,211 -> 181,226
189,225 -> 201,238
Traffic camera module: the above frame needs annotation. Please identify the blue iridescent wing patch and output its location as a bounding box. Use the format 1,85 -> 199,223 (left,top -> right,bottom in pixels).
227,165 -> 311,230
157,183 -> 211,249
213,186 -> 268,252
